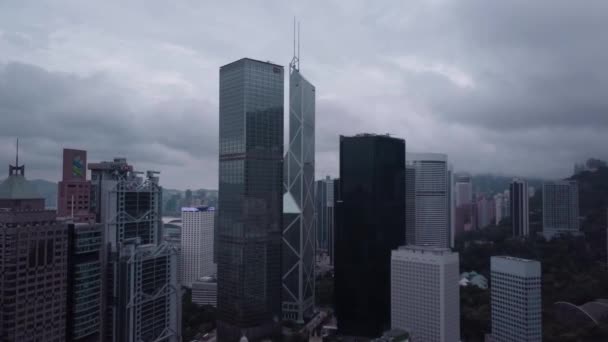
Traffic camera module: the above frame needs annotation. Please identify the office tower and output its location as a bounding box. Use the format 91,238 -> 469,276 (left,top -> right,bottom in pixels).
335,134 -> 405,337
58,148 -> 95,221
67,221 -> 104,341
163,217 -> 182,246
0,156 -> 68,341
180,206 -> 216,288
491,256 -> 541,342
510,178 -> 530,236
447,165 -> 454,248
192,275 -> 218,307
217,58 -> 284,341
476,195 -> 495,229
455,174 -> 473,207
494,193 -> 505,224
89,158 -> 180,341
405,165 -> 416,244
503,190 -> 511,218
89,159 -> 162,247
115,239 -> 180,342
283,55 -> 316,323
542,180 -> 580,239
407,153 -> 451,248
315,176 -> 334,256
391,246 -> 460,342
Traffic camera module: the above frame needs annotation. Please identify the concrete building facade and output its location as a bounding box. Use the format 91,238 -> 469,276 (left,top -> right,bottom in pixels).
192,275 -> 218,307
180,206 -> 215,288
391,246 -> 460,342
406,153 -> 452,248
491,256 -> 542,342
542,181 -> 580,239
0,160 -> 68,341
58,148 -> 95,222
510,179 -> 530,237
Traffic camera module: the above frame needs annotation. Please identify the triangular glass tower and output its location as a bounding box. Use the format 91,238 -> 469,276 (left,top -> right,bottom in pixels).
282,37 -> 316,323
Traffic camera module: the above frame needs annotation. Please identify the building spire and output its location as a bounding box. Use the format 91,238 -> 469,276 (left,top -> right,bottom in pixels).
290,17 -> 300,71
9,138 -> 24,176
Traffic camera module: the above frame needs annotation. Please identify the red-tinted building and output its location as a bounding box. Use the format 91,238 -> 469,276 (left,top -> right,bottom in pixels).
0,160 -> 68,341
58,148 -> 94,221
455,203 -> 475,237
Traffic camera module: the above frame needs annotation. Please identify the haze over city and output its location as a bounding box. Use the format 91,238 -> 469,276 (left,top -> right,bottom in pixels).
2,0 -> 608,189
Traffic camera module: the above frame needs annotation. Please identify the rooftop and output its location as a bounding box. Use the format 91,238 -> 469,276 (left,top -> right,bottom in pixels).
181,206 -> 215,212
398,245 -> 452,253
493,255 -> 537,263
220,57 -> 284,69
406,152 -> 448,162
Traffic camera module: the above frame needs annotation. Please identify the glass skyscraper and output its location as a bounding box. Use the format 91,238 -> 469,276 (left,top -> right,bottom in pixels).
335,134 -> 406,337
217,58 -> 284,341
282,61 -> 316,323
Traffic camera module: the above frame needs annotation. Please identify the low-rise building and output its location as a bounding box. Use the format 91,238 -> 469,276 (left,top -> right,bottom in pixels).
192,275 -> 217,307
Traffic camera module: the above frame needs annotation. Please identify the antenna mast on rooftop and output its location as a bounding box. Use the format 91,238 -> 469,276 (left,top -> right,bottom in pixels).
291,17 -> 300,71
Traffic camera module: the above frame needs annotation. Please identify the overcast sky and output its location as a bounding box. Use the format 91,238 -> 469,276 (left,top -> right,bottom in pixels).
1,0 -> 607,189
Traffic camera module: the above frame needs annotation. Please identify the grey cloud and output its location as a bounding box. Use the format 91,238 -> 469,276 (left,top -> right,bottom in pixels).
1,0 -> 608,187
0,62 -> 218,186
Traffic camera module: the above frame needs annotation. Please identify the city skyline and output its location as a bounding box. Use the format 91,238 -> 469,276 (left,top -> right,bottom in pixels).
3,1 -> 608,189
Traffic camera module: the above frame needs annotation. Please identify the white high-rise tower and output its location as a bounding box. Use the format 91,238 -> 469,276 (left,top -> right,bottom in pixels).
391,246 -> 460,342
491,256 -> 542,342
180,206 -> 216,288
406,153 -> 452,248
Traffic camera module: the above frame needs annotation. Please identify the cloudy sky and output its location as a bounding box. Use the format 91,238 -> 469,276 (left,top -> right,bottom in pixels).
1,0 -> 607,189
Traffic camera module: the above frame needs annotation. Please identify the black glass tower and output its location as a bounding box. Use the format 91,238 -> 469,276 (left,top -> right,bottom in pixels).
335,134 -> 406,337
217,58 -> 284,342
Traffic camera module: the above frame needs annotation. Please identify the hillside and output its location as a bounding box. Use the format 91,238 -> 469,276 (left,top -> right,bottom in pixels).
470,173 -> 544,195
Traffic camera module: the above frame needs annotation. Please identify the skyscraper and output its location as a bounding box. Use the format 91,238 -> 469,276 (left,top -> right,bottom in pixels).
282,55 -> 316,323
391,246 -> 460,342
0,155 -> 68,341
58,148 -> 95,221
315,176 -> 334,257
335,134 -> 405,337
115,239 -> 180,342
510,178 -> 530,236
491,256 -> 542,342
66,221 -> 104,341
180,206 -> 216,288
476,195 -> 495,229
405,165 -> 416,244
542,180 -> 580,239
89,158 -> 180,342
494,193 -> 505,224
217,58 -> 284,341
407,153 -> 452,248
455,175 -> 473,207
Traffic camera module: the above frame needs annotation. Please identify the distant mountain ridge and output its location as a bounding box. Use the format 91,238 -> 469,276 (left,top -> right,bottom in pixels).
0,178 -> 217,210
469,174 -> 545,196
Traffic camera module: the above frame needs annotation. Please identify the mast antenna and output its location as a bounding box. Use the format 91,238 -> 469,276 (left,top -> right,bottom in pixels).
16,138 -> 18,167
291,17 -> 300,71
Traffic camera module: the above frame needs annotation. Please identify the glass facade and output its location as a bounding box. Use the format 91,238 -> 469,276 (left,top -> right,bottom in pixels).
67,222 -> 103,341
335,134 -> 406,337
217,58 -> 284,341
282,67 -> 316,322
